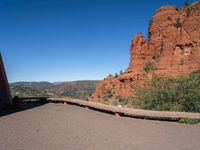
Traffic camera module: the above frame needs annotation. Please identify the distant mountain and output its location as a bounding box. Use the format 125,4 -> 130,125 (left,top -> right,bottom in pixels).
48,80 -> 100,99
10,82 -> 53,90
10,80 -> 99,100
53,81 -> 65,85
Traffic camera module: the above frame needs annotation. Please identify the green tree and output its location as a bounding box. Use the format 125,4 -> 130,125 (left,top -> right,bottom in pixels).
115,73 -> 119,78
185,0 -> 189,7
144,62 -> 154,73
175,18 -> 182,28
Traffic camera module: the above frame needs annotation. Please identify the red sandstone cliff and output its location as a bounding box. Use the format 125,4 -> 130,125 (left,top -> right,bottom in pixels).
90,2 -> 200,102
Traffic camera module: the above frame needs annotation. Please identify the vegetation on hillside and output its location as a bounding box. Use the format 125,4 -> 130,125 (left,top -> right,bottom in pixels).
10,80 -> 99,100
133,70 -> 200,112
102,70 -> 200,113
144,62 -> 154,73
10,85 -> 48,97
51,81 -> 99,99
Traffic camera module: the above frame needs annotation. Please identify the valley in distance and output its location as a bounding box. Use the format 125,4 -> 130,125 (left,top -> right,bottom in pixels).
10,80 -> 99,100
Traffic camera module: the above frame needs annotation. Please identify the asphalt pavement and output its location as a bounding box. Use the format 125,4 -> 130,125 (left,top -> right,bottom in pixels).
0,103 -> 200,150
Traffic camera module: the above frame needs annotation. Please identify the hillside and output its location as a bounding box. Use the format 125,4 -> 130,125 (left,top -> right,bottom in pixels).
10,80 -> 99,100
89,1 -> 200,109
11,82 -> 54,90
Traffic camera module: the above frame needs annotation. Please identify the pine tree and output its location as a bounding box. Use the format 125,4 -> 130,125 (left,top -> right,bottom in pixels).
185,0 -> 189,7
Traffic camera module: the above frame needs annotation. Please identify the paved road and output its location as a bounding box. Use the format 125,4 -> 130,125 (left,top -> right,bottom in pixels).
0,103 -> 200,150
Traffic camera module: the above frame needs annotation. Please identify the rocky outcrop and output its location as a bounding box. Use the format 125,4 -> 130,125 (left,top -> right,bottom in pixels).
148,3 -> 200,77
90,2 -> 200,102
0,53 -> 12,109
128,33 -> 148,72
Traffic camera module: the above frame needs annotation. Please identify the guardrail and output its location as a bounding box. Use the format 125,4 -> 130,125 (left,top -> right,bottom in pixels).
48,98 -> 200,121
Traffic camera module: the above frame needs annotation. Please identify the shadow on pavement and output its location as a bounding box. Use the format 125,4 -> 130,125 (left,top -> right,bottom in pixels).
0,101 -> 47,117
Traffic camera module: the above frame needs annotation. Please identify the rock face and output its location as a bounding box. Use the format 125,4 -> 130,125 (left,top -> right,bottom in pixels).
90,2 -> 200,102
128,33 -> 148,72
148,3 -> 200,77
0,53 -> 12,109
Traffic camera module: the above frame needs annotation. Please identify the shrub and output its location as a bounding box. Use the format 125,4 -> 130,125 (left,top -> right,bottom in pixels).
152,54 -> 160,61
103,96 -> 109,101
112,84 -> 115,89
178,118 -> 199,125
102,101 -> 110,105
133,71 -> 200,113
103,89 -> 112,102
119,70 -> 123,75
175,18 -> 182,28
186,8 -> 191,17
112,96 -> 129,106
105,89 -> 112,98
185,0 -> 189,7
115,73 -> 119,78
180,59 -> 185,65
144,62 -> 154,73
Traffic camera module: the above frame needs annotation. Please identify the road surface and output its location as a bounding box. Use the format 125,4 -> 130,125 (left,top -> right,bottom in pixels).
0,103 -> 200,150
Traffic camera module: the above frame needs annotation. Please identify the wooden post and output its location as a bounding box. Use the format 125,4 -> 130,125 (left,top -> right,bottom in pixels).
115,112 -> 121,117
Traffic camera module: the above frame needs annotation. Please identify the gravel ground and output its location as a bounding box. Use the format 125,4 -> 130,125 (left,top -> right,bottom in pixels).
0,103 -> 200,150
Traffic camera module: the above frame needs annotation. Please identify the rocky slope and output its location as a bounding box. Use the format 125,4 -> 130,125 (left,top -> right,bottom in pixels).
90,1 -> 200,102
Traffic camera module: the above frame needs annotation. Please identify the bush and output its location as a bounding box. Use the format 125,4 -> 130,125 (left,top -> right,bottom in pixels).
115,73 -> 119,78
180,59 -> 185,65
178,118 -> 199,124
152,54 -> 160,61
144,62 -> 154,73
102,101 -> 110,105
133,70 -> 200,112
186,8 -> 191,17
175,18 -> 182,28
112,96 -> 129,106
185,0 -> 189,7
105,89 -> 112,98
103,89 -> 112,102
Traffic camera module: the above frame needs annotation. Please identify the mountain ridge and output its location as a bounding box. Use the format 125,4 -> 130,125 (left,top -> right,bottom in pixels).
10,80 -> 99,99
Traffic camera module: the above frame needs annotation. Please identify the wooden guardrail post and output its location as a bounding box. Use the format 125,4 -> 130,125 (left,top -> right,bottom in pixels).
115,112 -> 121,117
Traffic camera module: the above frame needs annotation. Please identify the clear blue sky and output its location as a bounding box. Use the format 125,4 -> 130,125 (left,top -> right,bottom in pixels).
0,0 -> 197,82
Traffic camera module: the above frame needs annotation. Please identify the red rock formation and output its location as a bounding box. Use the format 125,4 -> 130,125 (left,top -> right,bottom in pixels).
148,3 -> 200,77
0,53 -> 12,109
128,33 -> 148,72
90,2 -> 200,102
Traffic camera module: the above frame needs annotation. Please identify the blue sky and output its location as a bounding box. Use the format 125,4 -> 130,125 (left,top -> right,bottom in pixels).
0,0 -> 197,82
